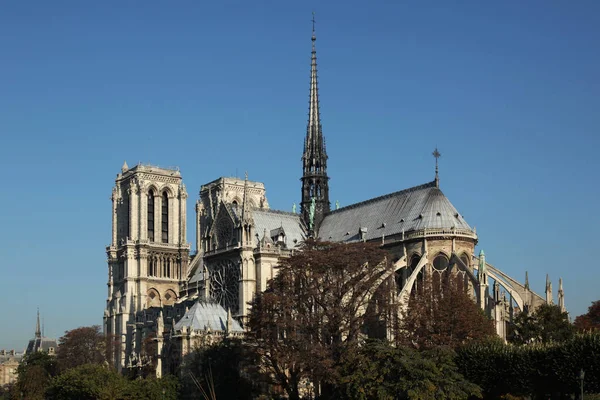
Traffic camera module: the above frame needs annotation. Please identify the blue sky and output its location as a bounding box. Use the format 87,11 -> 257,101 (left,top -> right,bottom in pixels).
1,1 -> 598,350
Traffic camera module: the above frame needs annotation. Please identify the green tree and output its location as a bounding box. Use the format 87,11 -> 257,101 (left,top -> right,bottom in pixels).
399,274 -> 496,349
337,340 -> 482,400
46,364 -> 179,400
509,304 -> 574,344
247,240 -> 394,400
13,351 -> 58,400
56,326 -> 107,372
574,300 -> 600,332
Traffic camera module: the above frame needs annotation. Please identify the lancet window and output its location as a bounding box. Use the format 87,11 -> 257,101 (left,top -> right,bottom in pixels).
148,191 -> 155,241
162,192 -> 169,243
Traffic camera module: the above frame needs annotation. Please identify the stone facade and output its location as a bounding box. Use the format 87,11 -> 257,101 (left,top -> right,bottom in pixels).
0,350 -> 21,388
104,25 -> 560,377
104,163 -> 190,372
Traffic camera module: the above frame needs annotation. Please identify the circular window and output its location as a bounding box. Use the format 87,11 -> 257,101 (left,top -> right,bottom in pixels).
433,254 -> 449,271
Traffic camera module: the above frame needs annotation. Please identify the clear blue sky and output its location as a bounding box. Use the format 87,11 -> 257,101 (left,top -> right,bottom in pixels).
1,1 -> 598,350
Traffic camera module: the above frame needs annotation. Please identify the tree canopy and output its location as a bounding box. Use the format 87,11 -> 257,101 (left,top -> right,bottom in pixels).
509,303 -> 574,345
337,340 -> 482,400
574,300 -> 600,332
247,239 -> 394,400
56,325 -> 107,371
399,274 -> 496,349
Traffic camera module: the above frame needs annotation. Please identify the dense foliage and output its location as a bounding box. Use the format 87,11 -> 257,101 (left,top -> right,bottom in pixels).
56,325 -> 107,372
574,300 -> 600,331
457,332 -> 600,399
248,240 -> 394,399
179,339 -> 262,400
399,274 -> 496,349
337,340 -> 481,400
46,364 -> 178,400
509,303 -> 574,344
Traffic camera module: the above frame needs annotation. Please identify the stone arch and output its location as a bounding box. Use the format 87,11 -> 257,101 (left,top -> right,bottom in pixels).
160,185 -> 175,198
163,289 -> 177,306
146,184 -> 159,196
146,288 -> 161,308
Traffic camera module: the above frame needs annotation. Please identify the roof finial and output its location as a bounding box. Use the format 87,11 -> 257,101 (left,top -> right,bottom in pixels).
312,11 -> 316,41
432,147 -> 441,188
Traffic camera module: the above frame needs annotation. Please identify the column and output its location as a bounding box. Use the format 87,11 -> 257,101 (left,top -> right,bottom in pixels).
111,188 -> 118,246
130,186 -> 139,240
139,184 -> 147,241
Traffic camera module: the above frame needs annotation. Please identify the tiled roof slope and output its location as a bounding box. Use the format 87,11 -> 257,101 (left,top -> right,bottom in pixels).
318,181 -> 472,242
252,209 -> 307,248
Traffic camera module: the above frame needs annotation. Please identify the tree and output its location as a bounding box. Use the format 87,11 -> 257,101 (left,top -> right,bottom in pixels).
337,340 -> 482,400
56,325 -> 107,371
509,304 -> 574,345
46,364 -> 180,400
574,300 -> 600,331
179,339 -> 262,400
247,240 -> 394,400
13,351 -> 58,400
399,274 -> 496,349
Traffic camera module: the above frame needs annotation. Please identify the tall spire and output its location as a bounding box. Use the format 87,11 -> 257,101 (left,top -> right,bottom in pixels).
301,11 -> 330,236
35,308 -> 41,338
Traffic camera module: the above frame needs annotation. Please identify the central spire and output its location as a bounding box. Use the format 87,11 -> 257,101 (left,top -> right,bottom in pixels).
301,12 -> 330,236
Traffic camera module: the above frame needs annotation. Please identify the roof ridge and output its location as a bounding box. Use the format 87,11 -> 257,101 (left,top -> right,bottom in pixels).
252,208 -> 301,217
328,181 -> 438,214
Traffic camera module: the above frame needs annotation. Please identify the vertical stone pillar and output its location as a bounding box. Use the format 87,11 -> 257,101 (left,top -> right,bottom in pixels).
139,184 -> 147,241
195,202 -> 202,253
180,191 -> 187,246
129,185 -> 139,241
111,188 -> 118,246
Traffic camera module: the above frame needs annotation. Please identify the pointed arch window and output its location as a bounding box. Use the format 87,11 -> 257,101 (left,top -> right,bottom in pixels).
148,191 -> 155,242
162,192 -> 169,243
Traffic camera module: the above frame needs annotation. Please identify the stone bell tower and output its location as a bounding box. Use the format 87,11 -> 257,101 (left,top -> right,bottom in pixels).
104,162 -> 190,371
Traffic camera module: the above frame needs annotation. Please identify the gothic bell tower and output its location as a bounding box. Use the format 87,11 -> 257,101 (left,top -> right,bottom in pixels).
104,162 -> 190,372
301,15 -> 330,236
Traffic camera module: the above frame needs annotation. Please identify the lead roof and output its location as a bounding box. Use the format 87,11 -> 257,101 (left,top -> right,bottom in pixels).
318,181 -> 473,242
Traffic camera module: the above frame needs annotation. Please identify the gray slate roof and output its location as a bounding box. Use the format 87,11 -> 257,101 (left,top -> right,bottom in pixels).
174,301 -> 244,333
319,181 -> 472,242
26,337 -> 58,354
252,209 -> 306,248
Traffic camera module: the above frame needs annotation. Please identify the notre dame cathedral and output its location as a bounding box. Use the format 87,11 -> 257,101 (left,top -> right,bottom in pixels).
104,24 -> 564,377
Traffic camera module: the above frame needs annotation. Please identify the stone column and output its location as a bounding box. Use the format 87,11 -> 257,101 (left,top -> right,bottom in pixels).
130,186 -> 139,240
111,188 -> 118,246
139,184 -> 147,241
195,201 -> 202,254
